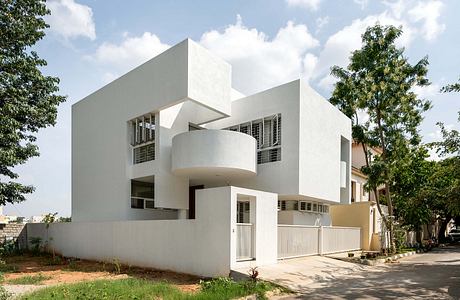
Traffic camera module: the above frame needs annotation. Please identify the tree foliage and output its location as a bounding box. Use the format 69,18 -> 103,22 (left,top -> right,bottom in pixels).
440,77 -> 460,93
0,0 -> 66,205
330,24 -> 431,252
391,147 -> 434,231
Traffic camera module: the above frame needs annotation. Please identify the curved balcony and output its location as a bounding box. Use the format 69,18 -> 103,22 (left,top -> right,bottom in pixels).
172,129 -> 257,178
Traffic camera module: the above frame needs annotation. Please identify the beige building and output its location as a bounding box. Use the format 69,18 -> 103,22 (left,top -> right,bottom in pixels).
331,142 -> 387,251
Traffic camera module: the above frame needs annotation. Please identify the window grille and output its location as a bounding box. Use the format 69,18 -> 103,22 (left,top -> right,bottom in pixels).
280,200 -> 287,211
133,143 -> 155,164
145,199 -> 155,209
312,203 -> 318,212
224,114 -> 281,164
130,113 -> 155,164
300,201 -> 307,211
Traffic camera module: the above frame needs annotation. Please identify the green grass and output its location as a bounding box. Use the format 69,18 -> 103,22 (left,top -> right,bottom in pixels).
0,260 -> 18,273
397,247 -> 417,254
7,273 -> 51,285
19,277 -> 278,300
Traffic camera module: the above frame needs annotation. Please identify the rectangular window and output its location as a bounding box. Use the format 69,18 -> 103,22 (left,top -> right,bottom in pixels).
312,203 -> 318,212
324,205 -> 329,213
280,200 -> 287,211
130,198 -> 144,209
131,178 -> 154,210
130,113 -> 155,164
300,201 -> 307,211
225,114 -> 281,165
318,204 -> 323,213
307,202 -> 312,211
237,201 -> 250,223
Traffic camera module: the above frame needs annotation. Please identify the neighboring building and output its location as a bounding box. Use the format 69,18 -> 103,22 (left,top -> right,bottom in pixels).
72,39 -> 352,226
2,215 -> 26,224
331,142 -> 387,251
28,215 -> 45,223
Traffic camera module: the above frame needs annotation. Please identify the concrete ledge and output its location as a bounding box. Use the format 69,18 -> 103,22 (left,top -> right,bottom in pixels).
359,251 -> 417,266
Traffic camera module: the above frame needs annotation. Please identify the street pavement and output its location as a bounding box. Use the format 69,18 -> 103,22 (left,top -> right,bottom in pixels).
266,244 -> 460,299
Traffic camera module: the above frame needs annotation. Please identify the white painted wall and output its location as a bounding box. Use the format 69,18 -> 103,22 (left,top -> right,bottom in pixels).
72,39 -> 231,221
298,80 -> 351,204
206,79 -> 352,206
228,187 -> 278,270
278,211 -> 331,226
29,186 -> 277,277
172,130 -> 257,177
205,81 -> 301,195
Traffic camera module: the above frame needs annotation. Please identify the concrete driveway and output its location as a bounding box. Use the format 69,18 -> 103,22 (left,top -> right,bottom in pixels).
256,245 -> 460,299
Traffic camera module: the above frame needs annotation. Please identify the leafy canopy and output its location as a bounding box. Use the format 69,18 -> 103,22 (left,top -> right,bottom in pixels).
0,0 -> 66,205
329,24 -> 431,252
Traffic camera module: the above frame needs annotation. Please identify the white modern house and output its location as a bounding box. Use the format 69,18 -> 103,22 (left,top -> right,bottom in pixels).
28,39 -> 359,277
72,38 -> 351,225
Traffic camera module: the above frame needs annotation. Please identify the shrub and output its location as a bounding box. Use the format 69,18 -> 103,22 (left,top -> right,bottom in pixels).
0,286 -> 11,300
29,237 -> 42,254
7,273 -> 51,285
0,260 -> 17,273
112,258 -> 121,274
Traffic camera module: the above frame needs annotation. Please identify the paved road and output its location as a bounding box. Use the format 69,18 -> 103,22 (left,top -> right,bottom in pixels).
275,245 -> 460,299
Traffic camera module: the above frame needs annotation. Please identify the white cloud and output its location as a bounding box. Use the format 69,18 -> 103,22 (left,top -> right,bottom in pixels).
315,16 -> 329,32
286,0 -> 322,11
354,0 -> 369,10
200,16 -> 319,94
90,32 -> 170,72
302,53 -> 318,81
383,0 -> 407,19
46,0 -> 96,40
412,83 -> 441,99
408,0 -> 445,41
313,11 -> 415,91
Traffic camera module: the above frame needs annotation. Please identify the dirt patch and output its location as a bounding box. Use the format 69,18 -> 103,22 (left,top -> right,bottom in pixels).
2,254 -> 201,293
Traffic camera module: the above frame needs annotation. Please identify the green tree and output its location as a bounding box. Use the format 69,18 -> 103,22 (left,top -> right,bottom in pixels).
330,24 -> 431,253
0,0 -> 66,205
440,77 -> 460,93
428,78 -> 460,238
391,146 -> 434,241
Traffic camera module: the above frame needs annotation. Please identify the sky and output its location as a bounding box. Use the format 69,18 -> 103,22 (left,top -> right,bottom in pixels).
5,0 -> 460,218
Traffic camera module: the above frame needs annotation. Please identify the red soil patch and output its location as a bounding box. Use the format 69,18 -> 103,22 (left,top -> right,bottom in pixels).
3,254 -> 200,292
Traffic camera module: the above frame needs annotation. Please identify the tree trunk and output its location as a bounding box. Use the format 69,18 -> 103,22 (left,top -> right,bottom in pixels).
416,226 -> 422,244
384,182 -> 397,253
438,216 -> 451,242
361,142 -> 394,253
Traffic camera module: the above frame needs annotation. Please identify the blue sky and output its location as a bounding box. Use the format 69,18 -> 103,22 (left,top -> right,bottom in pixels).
5,0 -> 460,217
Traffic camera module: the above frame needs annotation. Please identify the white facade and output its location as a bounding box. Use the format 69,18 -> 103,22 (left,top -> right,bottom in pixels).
72,38 -> 351,225
28,186 -> 278,277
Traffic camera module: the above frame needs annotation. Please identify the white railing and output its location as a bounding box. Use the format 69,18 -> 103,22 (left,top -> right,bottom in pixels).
277,225 -> 361,259
236,223 -> 253,261
278,225 -> 319,259
322,226 -> 361,254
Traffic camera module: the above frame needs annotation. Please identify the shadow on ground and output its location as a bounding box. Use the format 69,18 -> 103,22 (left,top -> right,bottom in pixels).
280,245 -> 460,300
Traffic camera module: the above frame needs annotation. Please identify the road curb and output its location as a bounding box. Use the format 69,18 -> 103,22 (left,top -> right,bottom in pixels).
359,251 -> 417,266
